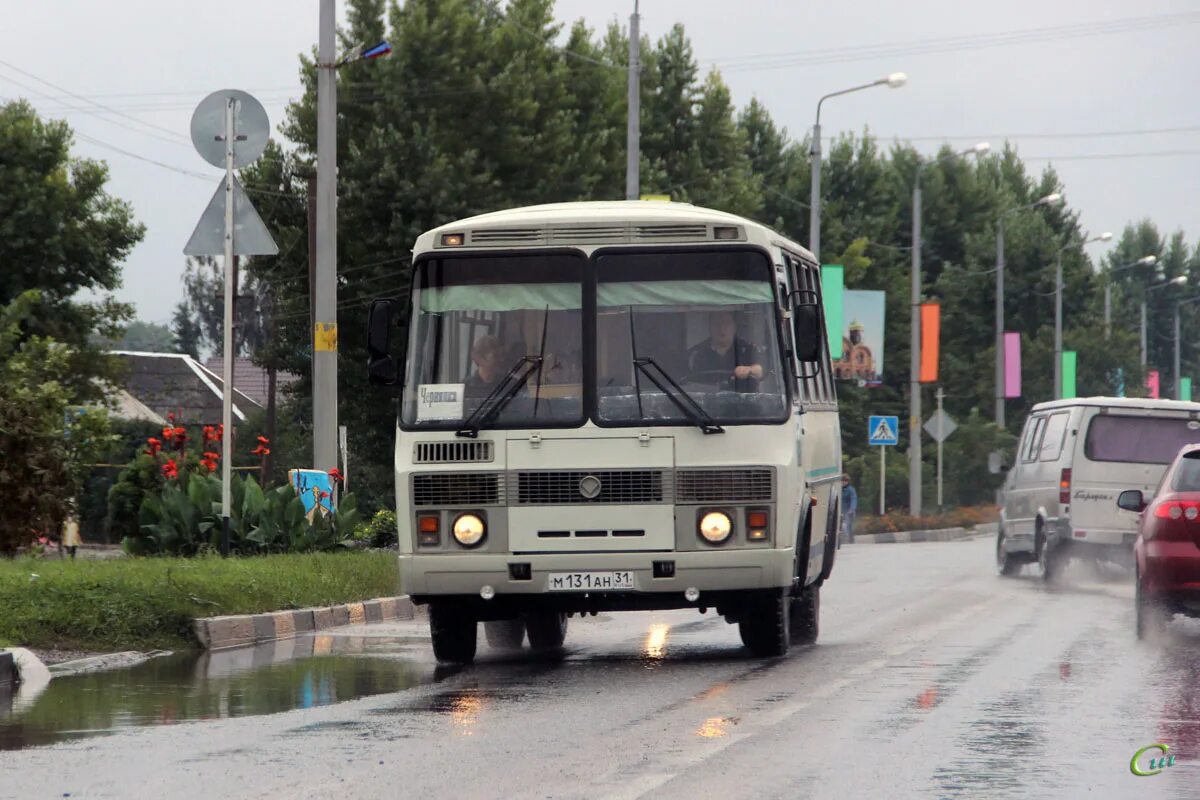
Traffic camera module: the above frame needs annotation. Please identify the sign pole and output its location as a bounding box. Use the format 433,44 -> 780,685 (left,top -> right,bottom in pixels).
880,445 -> 886,515
936,386 -> 945,510
220,97 -> 236,557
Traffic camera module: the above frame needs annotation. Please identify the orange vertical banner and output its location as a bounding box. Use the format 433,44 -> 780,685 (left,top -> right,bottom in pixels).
919,303 -> 940,383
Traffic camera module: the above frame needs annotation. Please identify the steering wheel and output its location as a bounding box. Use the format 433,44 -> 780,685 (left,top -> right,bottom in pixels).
681,369 -> 738,385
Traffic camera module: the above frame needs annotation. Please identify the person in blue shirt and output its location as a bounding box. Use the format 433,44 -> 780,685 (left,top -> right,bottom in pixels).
840,473 -> 858,544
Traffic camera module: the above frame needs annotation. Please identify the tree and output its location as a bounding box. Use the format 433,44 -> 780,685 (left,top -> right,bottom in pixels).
0,100 -> 144,398
170,256 -> 269,358
110,320 -> 175,353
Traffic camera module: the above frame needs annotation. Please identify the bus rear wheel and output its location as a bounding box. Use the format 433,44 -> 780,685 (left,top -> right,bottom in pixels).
430,604 -> 477,664
738,590 -> 790,657
526,611 -> 568,652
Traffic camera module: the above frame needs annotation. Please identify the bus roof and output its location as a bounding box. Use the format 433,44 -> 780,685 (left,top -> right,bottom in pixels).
1030,396 -> 1200,413
415,200 -> 814,259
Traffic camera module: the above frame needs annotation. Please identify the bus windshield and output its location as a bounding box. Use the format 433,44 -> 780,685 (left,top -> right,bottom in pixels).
595,250 -> 788,426
402,253 -> 585,428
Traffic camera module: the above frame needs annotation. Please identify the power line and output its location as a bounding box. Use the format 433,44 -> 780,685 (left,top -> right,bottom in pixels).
73,133 -> 213,180
711,11 -> 1200,73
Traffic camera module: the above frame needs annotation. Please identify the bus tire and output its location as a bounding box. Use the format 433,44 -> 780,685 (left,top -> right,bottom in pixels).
526,611 -> 568,652
789,584 -> 820,645
430,604 -> 477,664
484,619 -> 525,651
738,589 -> 790,658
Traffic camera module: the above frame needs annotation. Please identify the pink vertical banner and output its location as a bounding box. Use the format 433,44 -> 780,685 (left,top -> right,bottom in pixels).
1147,370 -> 1161,399
1003,332 -> 1021,398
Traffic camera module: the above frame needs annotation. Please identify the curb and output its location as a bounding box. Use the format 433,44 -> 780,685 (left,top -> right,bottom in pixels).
853,525 -> 994,544
194,596 -> 416,651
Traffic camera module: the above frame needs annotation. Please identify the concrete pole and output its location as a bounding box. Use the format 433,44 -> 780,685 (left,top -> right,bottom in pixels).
1141,300 -> 1148,369
936,386 -> 945,509
995,219 -> 1005,428
909,177 -> 922,515
314,0 -> 338,472
1105,282 -> 1111,339
1054,251 -> 1063,400
221,97 -> 235,556
809,123 -> 821,261
1175,303 -> 1182,399
625,1 -> 640,200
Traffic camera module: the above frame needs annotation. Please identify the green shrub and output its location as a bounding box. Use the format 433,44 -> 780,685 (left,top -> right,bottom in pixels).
361,509 -> 398,548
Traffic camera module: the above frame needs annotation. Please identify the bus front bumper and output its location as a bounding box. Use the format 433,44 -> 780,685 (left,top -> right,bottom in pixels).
401,548 -> 794,602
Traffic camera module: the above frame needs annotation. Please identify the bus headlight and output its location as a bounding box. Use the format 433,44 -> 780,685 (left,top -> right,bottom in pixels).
452,513 -> 486,548
698,511 -> 733,544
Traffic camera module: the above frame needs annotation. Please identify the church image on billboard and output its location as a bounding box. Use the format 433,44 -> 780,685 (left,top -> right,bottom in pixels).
833,290 -> 885,386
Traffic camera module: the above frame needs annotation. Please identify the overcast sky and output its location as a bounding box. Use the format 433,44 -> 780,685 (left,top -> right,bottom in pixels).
2,0 -> 1197,323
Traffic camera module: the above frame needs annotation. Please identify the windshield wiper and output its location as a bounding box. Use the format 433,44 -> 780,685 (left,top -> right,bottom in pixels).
632,357 -> 725,435
456,356 -> 542,438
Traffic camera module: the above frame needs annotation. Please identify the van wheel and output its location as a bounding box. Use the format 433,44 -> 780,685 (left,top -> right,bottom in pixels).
738,590 -> 790,657
430,604 -> 477,664
1135,571 -> 1168,639
789,585 -> 820,645
1038,534 -> 1066,583
997,531 -> 1021,576
484,619 -> 525,651
526,611 -> 568,652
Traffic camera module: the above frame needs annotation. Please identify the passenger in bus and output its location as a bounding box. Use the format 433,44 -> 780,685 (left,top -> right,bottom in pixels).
464,335 -> 509,399
686,310 -> 765,391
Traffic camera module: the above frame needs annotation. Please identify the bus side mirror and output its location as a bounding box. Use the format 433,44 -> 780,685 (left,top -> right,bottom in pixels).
1117,490 -> 1146,513
790,290 -> 821,362
367,299 -> 401,386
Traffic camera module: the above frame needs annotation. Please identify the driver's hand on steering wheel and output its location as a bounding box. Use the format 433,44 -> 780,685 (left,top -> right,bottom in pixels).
733,364 -> 763,380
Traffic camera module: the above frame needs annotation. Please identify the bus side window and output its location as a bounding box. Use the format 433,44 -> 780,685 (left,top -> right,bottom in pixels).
786,254 -> 832,405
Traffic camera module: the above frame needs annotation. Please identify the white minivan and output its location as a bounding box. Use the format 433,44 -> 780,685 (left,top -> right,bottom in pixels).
997,397 -> 1200,579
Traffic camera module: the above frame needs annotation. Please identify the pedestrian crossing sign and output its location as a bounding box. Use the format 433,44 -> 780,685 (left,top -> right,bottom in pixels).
868,415 -> 899,446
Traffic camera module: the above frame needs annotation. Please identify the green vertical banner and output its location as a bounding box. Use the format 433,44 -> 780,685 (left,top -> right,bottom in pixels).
821,265 -> 844,359
1061,351 -> 1077,399
1183,378 -> 1193,402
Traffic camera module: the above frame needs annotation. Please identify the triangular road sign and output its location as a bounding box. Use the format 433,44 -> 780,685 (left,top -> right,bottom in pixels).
184,175 -> 279,256
871,418 -> 896,442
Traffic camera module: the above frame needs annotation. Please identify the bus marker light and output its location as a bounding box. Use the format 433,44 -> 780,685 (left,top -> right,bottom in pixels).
480,585 -> 495,600
748,529 -> 768,541
440,232 -> 464,246
684,587 -> 700,602
713,226 -> 739,240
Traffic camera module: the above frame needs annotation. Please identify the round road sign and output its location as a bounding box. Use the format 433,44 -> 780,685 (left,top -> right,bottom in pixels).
190,89 -> 270,169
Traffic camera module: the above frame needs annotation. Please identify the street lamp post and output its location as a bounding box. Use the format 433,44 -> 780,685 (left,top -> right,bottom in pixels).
994,193 -> 1063,427
1171,297 -> 1200,400
1053,232 -> 1112,399
1104,255 -> 1158,338
1144,275 -> 1189,367
809,72 -> 906,261
908,142 -> 989,515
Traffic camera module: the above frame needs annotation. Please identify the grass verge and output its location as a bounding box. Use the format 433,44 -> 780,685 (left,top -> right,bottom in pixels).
0,551 -> 398,652
855,505 -> 999,535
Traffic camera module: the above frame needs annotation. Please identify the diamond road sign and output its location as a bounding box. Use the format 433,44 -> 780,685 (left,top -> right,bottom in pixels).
868,415 -> 899,446
924,409 -> 958,443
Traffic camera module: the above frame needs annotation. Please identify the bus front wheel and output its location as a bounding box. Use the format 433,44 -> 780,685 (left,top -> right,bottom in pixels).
738,590 -> 790,657
789,585 -> 819,645
526,611 -> 568,652
430,604 -> 477,664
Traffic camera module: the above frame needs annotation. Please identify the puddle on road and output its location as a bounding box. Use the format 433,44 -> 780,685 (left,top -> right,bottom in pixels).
0,635 -> 430,751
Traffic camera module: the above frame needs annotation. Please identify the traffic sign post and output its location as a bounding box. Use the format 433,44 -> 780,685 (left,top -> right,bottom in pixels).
186,90 -> 277,556
922,389 -> 958,509
868,415 -> 899,514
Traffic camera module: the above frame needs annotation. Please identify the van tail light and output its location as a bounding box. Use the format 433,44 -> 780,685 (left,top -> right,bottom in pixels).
1059,468 -> 1071,505
1150,500 -> 1200,541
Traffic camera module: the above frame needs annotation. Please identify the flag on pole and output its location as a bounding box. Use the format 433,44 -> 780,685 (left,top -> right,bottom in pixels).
1182,377 -> 1193,402
362,41 -> 392,59
1003,332 -> 1021,398
1147,370 -> 1161,399
919,303 -> 940,383
820,265 -> 844,360
1061,351 -> 1077,399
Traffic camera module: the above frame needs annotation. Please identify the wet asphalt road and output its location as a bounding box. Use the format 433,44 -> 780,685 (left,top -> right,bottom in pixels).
6,536 -> 1200,799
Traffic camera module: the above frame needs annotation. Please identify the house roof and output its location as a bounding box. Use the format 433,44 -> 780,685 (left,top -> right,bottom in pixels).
203,357 -> 300,407
109,352 -> 260,423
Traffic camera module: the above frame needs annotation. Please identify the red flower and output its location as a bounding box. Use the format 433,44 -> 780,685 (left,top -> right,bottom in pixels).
327,468 -> 344,484
202,425 -> 218,444
199,458 -> 218,473
145,437 -> 162,457
202,451 -> 221,462
257,435 -> 270,446
162,426 -> 173,441
167,412 -> 176,423
162,459 -> 179,480
251,445 -> 270,456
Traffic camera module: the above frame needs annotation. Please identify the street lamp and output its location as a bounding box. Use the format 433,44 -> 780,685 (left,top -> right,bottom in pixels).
1144,275 -> 1189,367
1053,232 -> 1112,399
1174,296 -> 1200,399
1105,254 -> 1159,338
994,192 -> 1064,427
809,72 -> 906,261
908,141 -> 989,515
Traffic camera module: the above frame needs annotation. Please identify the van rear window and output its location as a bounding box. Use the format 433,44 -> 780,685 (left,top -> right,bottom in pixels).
1084,415 -> 1200,464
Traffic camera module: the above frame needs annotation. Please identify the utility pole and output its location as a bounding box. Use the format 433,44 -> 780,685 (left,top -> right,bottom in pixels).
936,386 -> 945,509
625,0 -> 640,200
909,175 -> 922,515
314,0 -> 338,472
220,98 -> 235,557
1054,250 -> 1063,399
995,218 -> 1005,428
307,174 -> 317,336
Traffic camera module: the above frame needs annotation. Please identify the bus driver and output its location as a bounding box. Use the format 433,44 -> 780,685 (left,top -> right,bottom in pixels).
686,310 -> 765,391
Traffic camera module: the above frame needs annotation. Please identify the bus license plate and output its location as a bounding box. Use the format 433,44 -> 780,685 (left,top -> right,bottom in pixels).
548,571 -> 635,592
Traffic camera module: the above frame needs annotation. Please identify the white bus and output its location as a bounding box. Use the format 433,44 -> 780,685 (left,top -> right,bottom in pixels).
366,201 -> 842,663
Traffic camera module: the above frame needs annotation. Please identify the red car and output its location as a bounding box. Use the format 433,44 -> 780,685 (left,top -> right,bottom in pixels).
1121,442 -> 1200,637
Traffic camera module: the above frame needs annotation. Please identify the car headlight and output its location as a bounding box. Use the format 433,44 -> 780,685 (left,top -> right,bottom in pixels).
452,513 -> 486,547
698,511 -> 732,544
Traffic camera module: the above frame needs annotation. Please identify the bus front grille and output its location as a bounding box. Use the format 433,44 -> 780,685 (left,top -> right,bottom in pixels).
413,441 -> 493,464
675,468 -> 774,503
411,472 -> 504,507
513,470 -> 670,505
